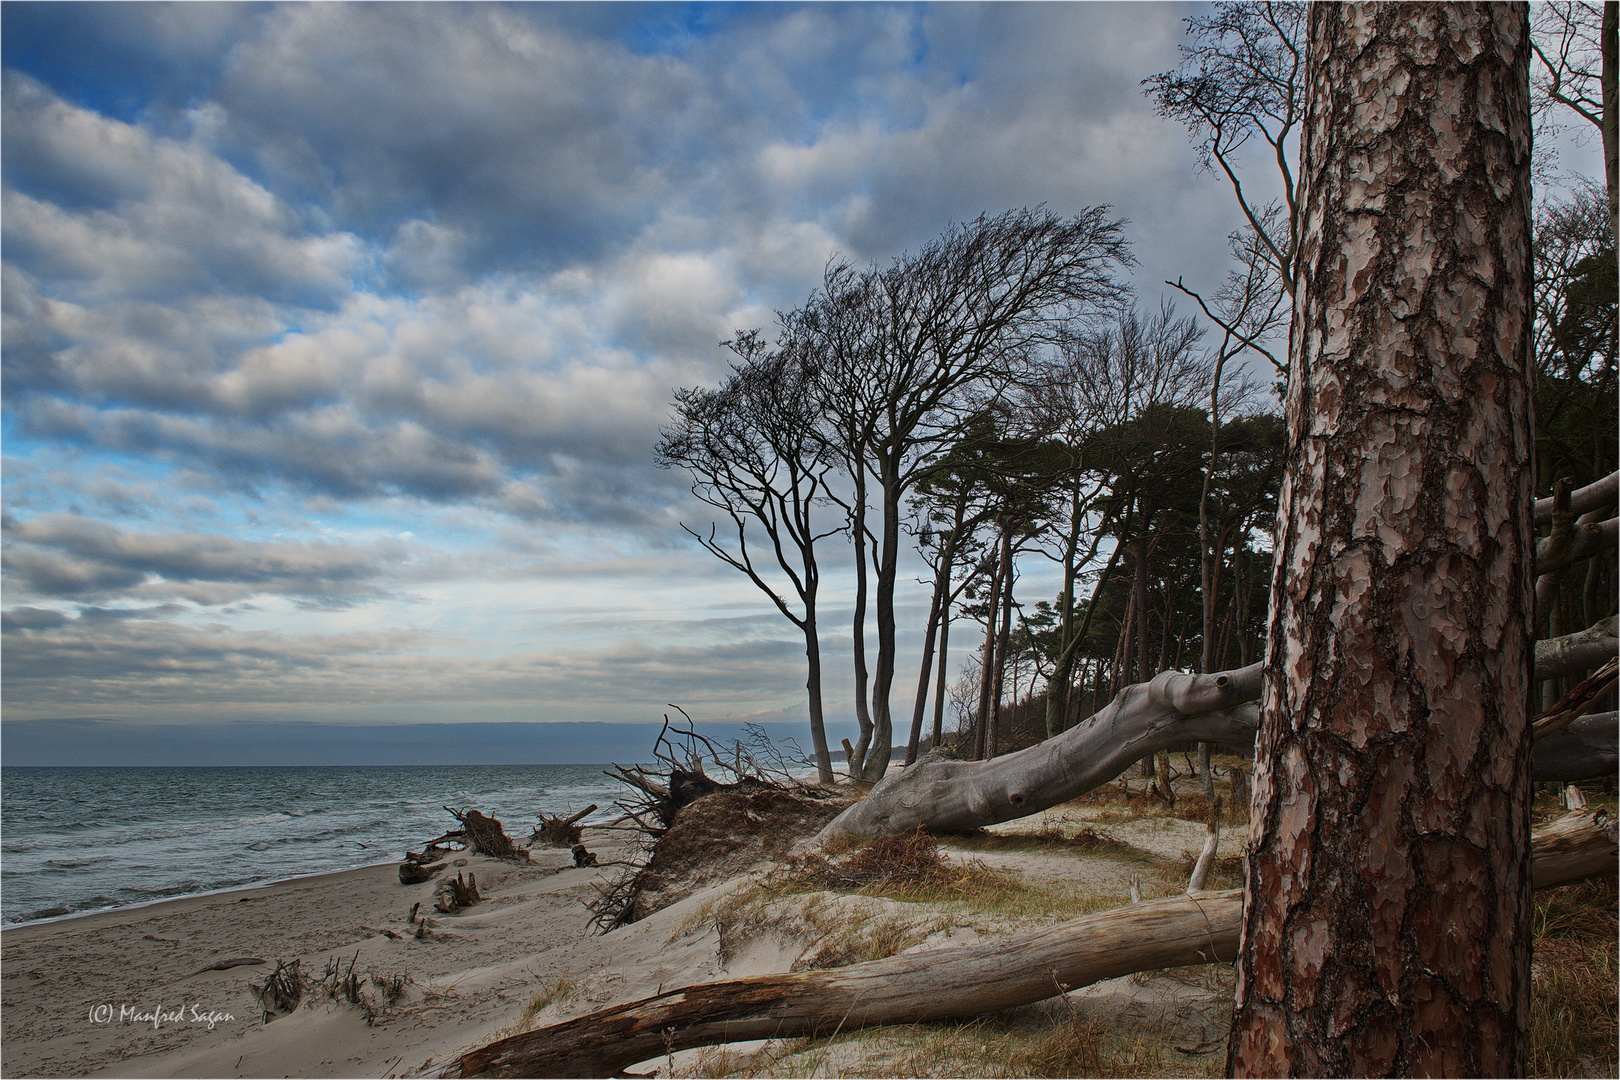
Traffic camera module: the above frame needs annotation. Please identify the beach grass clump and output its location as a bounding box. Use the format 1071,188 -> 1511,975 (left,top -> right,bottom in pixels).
767,831 -> 1128,923
1529,875 -> 1619,1078
673,1001 -> 1223,1079
772,830 -> 960,892
944,824 -> 1152,863
515,975 -> 580,1030
796,911 -> 946,970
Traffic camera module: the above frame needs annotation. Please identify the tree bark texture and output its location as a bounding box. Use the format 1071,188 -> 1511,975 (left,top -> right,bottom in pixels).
1229,6 -> 1537,1077
441,811 -> 1614,1079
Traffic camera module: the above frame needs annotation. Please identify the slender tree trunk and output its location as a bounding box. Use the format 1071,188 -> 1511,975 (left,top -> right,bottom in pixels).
973,536 -> 1005,761
848,471 -> 873,779
862,460 -> 903,781
931,609 -> 951,751
988,525 -> 1016,760
802,604 -> 834,785
906,538 -> 953,765
1200,344 -> 1232,797
1229,6 -> 1537,1076
1603,0 -> 1617,249
1133,529 -> 1155,779
1044,481 -> 1085,737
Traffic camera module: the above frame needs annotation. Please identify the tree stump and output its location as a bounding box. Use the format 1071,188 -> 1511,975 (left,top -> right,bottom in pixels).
434,871 -> 481,913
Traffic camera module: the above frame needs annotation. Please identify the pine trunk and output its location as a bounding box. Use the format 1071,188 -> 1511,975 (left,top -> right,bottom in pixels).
1228,5 -> 1537,1076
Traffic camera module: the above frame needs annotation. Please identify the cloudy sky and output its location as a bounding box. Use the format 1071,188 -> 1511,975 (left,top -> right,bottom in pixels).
2,1 -> 1309,761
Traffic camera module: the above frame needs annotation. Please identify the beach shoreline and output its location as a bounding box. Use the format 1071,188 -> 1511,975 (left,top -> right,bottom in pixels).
0,827 -> 682,1079
1,859 -> 405,938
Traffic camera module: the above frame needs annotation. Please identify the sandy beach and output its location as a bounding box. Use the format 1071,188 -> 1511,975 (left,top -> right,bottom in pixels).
6,780 -> 1614,1080
1,829 -> 718,1079
0,795 -> 1256,1080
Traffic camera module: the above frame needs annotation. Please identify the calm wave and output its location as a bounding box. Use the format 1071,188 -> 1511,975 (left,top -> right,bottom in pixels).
0,764 -> 625,925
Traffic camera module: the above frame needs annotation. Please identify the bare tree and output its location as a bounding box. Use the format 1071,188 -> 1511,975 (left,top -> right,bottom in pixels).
1145,2 -> 1308,300
657,333 -> 840,784
1026,303 -> 1216,739
1530,0 -> 1618,246
1228,5 -> 1538,1074
802,208 -> 1133,782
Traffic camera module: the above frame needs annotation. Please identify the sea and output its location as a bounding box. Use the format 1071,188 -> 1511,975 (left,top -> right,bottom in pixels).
0,764 -> 628,927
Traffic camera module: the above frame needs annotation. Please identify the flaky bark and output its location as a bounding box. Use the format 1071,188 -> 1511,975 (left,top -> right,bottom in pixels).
441,812 -> 1614,1079
1230,6 -> 1538,1076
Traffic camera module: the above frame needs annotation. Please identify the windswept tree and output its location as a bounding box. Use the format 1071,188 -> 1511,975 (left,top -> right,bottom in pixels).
1026,303 -> 1216,738
657,332 -> 840,784
799,207 -> 1133,782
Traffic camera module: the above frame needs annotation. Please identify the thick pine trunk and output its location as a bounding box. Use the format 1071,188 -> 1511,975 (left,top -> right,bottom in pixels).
1228,6 -> 1537,1076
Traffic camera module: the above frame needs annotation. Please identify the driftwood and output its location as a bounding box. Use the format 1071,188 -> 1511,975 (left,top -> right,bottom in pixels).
1534,469 -> 1619,523
176,957 -> 266,981
1531,657 -> 1619,739
250,959 -> 303,1023
827,640 -> 1620,840
1533,711 -> 1618,781
532,805 -> 597,847
825,665 -> 1265,838
1184,797 -> 1222,892
442,810 -> 1616,1079
1536,616 -> 1619,683
435,871 -> 481,913
436,807 -> 529,862
400,859 -> 447,886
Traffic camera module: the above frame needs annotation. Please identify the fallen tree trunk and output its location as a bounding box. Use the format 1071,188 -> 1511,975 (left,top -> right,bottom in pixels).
827,639 -> 1620,839
443,810 -> 1616,1079
1532,711 -> 1619,782
826,664 -> 1264,838
1535,617 -> 1619,683
1534,469 -> 1619,524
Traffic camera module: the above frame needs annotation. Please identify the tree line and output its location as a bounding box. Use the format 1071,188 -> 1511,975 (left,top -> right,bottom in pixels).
658,0 -> 1615,797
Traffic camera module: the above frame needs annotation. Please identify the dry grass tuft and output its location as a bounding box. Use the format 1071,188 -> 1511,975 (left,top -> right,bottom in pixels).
1529,875 -> 1619,1078
772,830 -> 960,892
497,975 -> 582,1039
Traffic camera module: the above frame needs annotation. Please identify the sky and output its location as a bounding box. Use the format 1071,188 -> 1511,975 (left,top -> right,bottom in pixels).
4,2 -> 1594,765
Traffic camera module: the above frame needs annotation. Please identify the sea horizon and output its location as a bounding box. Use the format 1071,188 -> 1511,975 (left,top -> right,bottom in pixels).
0,763 -> 629,927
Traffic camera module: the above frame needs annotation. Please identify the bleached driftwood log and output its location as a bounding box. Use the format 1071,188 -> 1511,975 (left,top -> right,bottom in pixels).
827,664 -> 1264,838
1534,469 -> 1618,523
442,810 -> 1617,1079
1533,712 -> 1618,781
826,637 -> 1620,840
